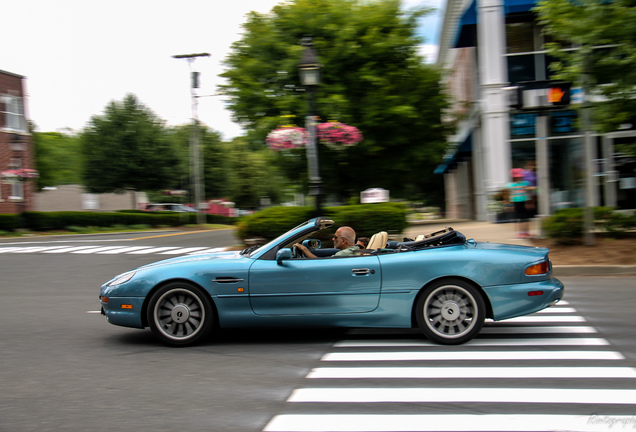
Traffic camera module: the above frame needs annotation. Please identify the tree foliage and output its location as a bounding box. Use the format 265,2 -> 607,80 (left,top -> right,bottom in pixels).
536,0 -> 636,153
220,0 -> 449,203
225,137 -> 287,208
33,131 -> 83,188
166,124 -> 231,200
80,94 -> 179,194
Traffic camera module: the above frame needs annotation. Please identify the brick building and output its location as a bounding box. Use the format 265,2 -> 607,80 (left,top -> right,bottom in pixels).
0,69 -> 36,214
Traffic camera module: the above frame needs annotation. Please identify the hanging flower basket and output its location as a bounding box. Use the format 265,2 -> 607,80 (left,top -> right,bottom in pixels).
316,122 -> 363,150
1,168 -> 39,182
266,127 -> 308,151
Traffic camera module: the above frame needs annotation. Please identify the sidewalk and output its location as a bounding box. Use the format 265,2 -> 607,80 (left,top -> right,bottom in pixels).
405,219 -> 636,277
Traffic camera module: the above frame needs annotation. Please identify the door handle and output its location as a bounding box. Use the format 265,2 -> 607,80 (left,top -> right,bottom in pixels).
352,268 -> 372,275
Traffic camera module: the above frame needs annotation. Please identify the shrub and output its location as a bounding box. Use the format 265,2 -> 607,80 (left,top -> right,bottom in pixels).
235,203 -> 408,242
542,208 -> 584,244
0,214 -> 20,232
236,206 -> 314,241
543,207 -> 635,243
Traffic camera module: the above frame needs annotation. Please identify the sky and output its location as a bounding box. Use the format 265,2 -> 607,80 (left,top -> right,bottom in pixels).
2,0 -> 443,141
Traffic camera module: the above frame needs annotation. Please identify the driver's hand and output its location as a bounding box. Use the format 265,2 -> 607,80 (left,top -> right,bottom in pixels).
293,243 -> 308,256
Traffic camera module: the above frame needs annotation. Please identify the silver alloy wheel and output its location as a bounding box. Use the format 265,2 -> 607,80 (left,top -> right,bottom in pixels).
423,284 -> 478,339
153,288 -> 206,341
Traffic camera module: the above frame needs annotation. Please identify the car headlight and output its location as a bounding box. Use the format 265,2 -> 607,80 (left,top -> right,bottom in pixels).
107,271 -> 136,287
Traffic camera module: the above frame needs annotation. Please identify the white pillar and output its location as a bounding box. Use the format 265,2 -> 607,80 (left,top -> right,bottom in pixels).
478,0 -> 511,205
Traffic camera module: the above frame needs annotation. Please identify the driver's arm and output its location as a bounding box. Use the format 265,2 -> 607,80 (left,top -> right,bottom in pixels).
294,243 -> 317,258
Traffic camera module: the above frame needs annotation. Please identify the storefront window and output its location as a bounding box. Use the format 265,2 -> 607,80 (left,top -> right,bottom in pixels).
507,55 -> 536,84
550,110 -> 578,135
613,137 -> 636,210
510,113 -> 536,138
549,137 -> 585,210
511,140 -> 535,168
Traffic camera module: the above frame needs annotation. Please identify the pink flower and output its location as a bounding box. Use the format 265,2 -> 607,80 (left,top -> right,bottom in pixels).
316,122 -> 362,150
1,168 -> 39,180
266,127 -> 308,151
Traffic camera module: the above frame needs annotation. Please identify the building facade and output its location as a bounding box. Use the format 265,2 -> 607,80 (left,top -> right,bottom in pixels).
0,69 -> 36,214
436,0 -> 636,221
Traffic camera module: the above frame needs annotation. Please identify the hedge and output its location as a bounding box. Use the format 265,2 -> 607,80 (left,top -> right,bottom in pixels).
236,203 -> 408,242
542,207 -> 636,243
5,211 -> 237,232
0,214 -> 21,232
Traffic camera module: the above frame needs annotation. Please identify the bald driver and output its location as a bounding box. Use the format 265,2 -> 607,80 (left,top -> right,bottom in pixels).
294,226 -> 360,258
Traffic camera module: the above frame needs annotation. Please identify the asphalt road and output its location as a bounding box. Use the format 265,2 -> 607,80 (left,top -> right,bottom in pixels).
1,230 -> 635,432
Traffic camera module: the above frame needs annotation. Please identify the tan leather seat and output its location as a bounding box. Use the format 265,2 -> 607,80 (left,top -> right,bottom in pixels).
367,231 -> 388,250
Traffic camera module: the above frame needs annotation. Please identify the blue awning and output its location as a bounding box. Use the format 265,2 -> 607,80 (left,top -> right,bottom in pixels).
505,0 -> 537,14
454,0 -> 538,48
435,134 -> 473,175
455,0 -> 477,48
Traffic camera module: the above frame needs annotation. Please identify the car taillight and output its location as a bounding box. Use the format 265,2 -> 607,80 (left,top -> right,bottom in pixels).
525,260 -> 550,276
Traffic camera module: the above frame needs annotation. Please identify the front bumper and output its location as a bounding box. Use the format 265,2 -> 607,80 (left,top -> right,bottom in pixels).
100,296 -> 145,329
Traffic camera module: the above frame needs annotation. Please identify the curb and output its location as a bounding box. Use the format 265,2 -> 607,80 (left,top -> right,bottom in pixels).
553,265 -> 636,277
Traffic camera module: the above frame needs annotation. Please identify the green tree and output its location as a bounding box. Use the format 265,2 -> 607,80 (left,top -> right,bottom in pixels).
220,0 -> 449,203
226,138 -> 286,208
536,0 -> 636,154
80,94 -> 179,202
33,130 -> 83,188
167,124 -> 231,200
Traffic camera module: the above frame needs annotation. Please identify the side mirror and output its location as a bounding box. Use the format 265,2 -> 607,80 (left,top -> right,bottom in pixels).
276,248 -> 292,265
302,239 -> 321,249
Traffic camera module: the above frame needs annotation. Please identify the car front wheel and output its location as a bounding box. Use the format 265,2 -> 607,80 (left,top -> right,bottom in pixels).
147,282 -> 214,346
416,278 -> 485,345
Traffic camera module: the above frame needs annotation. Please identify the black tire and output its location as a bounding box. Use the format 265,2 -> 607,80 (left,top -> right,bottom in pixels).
415,278 -> 485,345
146,282 -> 214,346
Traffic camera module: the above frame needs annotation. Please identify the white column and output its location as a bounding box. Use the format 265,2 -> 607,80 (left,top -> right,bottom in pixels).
477,0 -> 511,213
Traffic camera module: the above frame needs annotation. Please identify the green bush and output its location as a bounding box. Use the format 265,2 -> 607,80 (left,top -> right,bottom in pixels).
543,207 -> 635,243
235,203 -> 408,242
236,207 -> 314,241
21,211 -> 175,231
542,208 -> 584,244
0,214 -> 20,232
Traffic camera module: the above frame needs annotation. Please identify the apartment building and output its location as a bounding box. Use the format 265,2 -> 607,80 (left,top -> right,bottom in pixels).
0,69 -> 36,214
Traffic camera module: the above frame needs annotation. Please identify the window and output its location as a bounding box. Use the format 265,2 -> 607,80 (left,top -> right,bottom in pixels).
1,94 -> 27,132
7,158 -> 24,201
506,22 -> 535,53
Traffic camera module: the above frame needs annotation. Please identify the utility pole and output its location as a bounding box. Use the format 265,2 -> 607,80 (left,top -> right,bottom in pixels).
173,52 -> 210,225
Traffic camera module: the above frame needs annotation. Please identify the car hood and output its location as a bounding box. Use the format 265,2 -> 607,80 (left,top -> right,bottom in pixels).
135,250 -> 245,271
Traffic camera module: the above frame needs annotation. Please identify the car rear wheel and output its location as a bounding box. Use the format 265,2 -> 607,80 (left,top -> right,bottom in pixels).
416,278 -> 485,345
147,282 -> 214,346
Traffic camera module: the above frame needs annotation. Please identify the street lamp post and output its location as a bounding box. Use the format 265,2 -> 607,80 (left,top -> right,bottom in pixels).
298,38 -> 323,216
173,52 -> 210,225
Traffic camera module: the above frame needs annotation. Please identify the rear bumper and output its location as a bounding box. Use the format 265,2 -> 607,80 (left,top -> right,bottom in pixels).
486,277 -> 564,321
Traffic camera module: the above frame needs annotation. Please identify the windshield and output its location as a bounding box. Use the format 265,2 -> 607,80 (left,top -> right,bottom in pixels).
240,219 -> 315,258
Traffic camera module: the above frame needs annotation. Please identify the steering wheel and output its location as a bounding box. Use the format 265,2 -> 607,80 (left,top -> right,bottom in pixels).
292,244 -> 300,258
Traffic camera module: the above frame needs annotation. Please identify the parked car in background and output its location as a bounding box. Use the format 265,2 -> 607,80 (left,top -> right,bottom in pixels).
145,203 -> 197,213
99,217 -> 564,347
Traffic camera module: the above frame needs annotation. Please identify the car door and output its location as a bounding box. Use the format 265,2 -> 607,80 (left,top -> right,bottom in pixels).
248,254 -> 381,315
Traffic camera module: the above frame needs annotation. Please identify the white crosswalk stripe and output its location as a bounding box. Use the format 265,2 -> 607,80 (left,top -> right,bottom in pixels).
264,305 -> 636,432
0,244 -> 227,256
288,387 -> 636,404
264,414 -> 636,432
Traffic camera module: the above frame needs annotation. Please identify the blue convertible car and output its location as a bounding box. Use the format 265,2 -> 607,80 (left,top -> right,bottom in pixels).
99,217 -> 564,346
